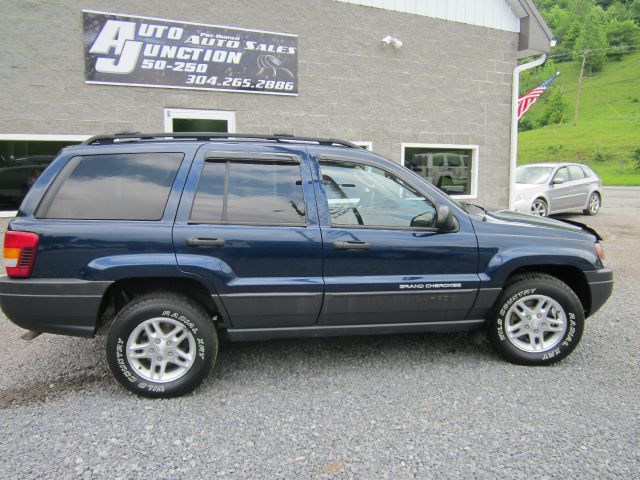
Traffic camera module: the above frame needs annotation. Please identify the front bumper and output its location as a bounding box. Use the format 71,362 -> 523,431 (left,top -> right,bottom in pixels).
584,269 -> 613,316
0,277 -> 112,337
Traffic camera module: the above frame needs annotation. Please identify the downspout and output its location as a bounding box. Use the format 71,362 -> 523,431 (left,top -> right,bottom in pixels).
508,53 -> 546,210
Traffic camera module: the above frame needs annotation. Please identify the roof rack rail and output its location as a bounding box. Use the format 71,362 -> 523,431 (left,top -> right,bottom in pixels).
81,132 -> 362,149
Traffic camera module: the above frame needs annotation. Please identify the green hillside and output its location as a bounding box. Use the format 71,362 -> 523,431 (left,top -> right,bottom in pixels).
518,51 -> 640,185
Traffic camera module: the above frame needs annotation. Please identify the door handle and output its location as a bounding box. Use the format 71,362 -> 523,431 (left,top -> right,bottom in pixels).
332,240 -> 371,250
187,237 -> 225,247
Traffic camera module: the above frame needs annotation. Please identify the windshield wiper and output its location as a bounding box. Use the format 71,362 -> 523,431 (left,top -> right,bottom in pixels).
464,202 -> 488,217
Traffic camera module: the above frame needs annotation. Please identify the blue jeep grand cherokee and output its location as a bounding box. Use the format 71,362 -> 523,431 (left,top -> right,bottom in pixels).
0,133 -> 613,397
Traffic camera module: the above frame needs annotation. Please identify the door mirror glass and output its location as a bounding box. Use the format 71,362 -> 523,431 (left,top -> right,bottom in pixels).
552,177 -> 566,185
410,211 -> 435,228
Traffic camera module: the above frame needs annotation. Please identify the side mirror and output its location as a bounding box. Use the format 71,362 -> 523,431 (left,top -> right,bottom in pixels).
436,204 -> 457,231
552,177 -> 565,185
410,211 -> 435,228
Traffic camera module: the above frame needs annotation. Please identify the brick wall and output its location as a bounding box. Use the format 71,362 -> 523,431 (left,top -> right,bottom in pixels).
1,0 -> 518,208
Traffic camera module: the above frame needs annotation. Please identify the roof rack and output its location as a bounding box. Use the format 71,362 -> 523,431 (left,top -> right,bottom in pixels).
81,132 -> 362,149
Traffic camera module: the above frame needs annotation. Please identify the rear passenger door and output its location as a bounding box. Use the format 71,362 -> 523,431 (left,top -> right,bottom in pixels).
173,144 -> 324,329
567,165 -> 589,208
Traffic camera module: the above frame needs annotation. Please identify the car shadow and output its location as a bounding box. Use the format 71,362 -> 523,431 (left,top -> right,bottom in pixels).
0,328 -> 498,404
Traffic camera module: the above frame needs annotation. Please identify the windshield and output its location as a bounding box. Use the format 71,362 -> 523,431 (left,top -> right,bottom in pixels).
516,166 -> 553,184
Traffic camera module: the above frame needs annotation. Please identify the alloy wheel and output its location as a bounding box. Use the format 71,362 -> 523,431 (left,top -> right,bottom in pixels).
126,317 -> 196,383
504,294 -> 568,353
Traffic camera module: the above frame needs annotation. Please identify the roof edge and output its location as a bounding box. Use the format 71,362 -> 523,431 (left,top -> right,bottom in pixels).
514,0 -> 555,58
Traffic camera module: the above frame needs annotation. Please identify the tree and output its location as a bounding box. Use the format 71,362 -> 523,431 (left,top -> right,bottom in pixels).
541,88 -> 566,125
573,11 -> 609,71
564,21 -> 583,51
605,18 -> 640,59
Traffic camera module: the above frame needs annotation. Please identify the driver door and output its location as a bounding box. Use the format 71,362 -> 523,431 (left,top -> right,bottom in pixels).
314,154 -> 479,326
548,166 -> 573,212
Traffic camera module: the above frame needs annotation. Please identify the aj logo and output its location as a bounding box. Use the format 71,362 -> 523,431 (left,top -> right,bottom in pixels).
90,20 -> 142,74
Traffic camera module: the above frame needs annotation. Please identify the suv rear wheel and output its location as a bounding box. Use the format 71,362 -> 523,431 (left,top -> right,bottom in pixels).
106,292 -> 217,398
488,273 -> 584,365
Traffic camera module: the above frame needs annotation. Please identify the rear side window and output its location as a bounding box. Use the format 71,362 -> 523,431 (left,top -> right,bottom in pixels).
38,153 -> 183,220
190,161 -> 306,225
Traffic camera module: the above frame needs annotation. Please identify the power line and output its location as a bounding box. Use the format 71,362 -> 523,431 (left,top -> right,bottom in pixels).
544,44 -> 640,60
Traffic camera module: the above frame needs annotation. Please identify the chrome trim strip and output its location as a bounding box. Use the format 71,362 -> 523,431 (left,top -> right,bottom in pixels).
219,292 -> 323,298
325,289 -> 476,296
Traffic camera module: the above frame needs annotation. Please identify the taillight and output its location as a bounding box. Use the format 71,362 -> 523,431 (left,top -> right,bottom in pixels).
3,231 -> 39,278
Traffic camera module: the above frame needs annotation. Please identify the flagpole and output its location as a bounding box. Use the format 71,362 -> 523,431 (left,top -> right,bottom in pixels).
509,54 -> 547,210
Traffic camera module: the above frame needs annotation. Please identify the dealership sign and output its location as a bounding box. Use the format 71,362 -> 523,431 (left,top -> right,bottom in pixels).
82,11 -> 298,95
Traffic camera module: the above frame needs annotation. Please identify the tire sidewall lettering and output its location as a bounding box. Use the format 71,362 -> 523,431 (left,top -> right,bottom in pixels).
108,302 -> 215,396
490,278 -> 585,365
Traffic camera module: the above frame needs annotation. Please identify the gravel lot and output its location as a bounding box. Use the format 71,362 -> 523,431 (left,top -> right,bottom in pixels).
1,188 -> 638,479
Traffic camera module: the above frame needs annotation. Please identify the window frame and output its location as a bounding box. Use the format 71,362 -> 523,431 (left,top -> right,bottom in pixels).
400,143 -> 479,200
163,108 -> 236,133
0,134 -> 91,217
319,157 -> 440,232
189,156 -> 309,228
352,141 -> 373,151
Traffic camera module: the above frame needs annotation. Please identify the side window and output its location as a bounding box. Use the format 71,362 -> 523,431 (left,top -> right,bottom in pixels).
581,166 -> 592,178
38,153 -> 183,220
319,160 -> 436,229
190,160 -> 306,225
554,167 -> 569,183
568,165 -> 585,180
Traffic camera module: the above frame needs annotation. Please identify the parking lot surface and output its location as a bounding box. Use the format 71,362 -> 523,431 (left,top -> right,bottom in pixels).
1,188 -> 639,479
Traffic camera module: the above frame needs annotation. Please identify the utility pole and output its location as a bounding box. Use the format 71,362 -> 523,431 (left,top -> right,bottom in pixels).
574,49 -> 590,126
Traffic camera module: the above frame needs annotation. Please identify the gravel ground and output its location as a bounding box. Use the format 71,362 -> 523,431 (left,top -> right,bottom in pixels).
0,188 -> 638,479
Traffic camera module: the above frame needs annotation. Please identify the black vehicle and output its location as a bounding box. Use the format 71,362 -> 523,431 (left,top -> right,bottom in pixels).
0,133 -> 613,397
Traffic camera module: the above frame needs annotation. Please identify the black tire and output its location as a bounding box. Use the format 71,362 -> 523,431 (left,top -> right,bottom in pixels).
531,197 -> 548,217
488,273 -> 584,366
106,292 -> 217,398
583,192 -> 601,216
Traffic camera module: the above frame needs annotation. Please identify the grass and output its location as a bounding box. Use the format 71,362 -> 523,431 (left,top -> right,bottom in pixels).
518,51 -> 640,185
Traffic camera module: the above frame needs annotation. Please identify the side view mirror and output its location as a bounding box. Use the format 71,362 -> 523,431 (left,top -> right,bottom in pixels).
436,204 -> 457,231
552,177 -> 566,185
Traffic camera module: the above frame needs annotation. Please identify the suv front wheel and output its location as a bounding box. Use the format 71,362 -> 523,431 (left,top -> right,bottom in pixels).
106,292 -> 217,398
488,273 -> 584,365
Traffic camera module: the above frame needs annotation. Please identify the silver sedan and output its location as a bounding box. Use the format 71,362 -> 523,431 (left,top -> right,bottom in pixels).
513,163 -> 602,217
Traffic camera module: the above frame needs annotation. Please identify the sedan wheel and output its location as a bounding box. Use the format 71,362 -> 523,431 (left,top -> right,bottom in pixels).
583,192 -> 601,216
531,198 -> 548,217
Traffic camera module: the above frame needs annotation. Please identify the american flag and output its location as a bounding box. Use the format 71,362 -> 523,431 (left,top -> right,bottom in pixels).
517,72 -> 560,120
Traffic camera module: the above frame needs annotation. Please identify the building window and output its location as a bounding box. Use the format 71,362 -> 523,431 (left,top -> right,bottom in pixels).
352,141 -> 372,151
401,143 -> 479,198
0,134 -> 89,215
164,108 -> 236,133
